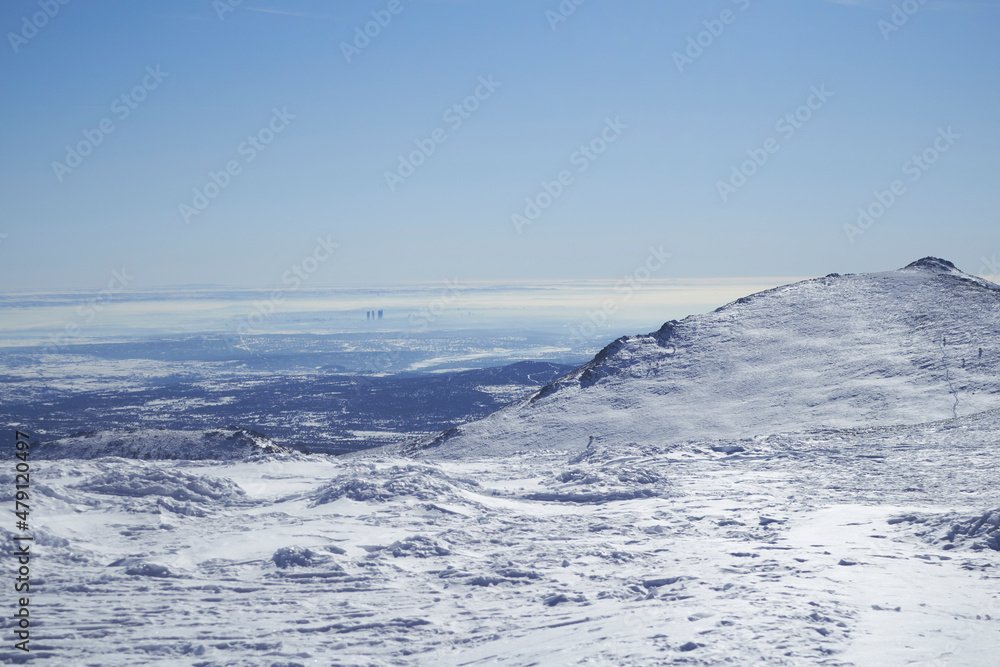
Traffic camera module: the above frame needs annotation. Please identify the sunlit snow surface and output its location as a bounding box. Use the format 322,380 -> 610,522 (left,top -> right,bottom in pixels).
13,415 -> 1000,666
406,259 -> 1000,458
6,260 -> 1000,665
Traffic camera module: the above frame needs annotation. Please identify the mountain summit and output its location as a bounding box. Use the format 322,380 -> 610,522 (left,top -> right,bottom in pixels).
901,256 -> 962,273
406,258 -> 1000,457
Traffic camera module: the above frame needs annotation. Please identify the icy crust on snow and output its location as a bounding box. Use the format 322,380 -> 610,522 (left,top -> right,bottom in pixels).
272,545 -> 343,569
525,444 -> 668,503
21,410 -> 1000,666
890,509 -> 1000,552
35,427 -> 289,460
945,510 -> 1000,551
404,258 -> 1000,458
310,463 -> 481,505
74,467 -> 247,502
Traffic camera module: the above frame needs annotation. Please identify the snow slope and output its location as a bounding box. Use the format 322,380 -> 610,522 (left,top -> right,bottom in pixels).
402,258 -> 1000,458
14,412 -> 1000,665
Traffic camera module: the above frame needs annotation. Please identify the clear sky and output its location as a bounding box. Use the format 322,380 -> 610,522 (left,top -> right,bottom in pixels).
1,0 -> 998,290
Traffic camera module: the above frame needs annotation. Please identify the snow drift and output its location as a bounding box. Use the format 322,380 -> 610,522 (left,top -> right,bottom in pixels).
36,427 -> 288,460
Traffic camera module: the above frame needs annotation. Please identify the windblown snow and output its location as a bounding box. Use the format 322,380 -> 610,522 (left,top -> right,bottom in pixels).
12,417 -> 1000,665
9,258 -> 1000,666
36,427 -> 288,460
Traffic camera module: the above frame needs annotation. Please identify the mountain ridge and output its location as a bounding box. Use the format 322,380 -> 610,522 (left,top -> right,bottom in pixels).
399,258 -> 1000,457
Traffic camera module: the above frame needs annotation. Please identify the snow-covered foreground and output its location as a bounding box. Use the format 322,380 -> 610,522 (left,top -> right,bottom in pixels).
12,412 -> 1000,666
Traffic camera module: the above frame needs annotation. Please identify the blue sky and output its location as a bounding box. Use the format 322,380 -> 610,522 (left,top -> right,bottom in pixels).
1,0 -> 998,289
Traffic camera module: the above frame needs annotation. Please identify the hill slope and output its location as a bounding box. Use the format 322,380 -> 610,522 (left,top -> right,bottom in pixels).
403,258 -> 1000,457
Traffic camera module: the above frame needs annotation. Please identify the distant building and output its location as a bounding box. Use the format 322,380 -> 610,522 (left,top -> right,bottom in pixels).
377,309 -> 383,320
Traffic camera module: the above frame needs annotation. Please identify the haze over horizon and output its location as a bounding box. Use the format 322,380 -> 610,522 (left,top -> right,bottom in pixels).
1,0 -> 998,290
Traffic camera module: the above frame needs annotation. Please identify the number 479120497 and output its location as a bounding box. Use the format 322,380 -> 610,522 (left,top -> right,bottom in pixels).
15,431 -> 30,526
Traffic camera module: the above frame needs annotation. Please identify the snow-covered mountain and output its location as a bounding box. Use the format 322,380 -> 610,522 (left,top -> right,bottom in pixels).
17,257 -> 1000,665
36,426 -> 288,460
404,258 -> 1000,457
